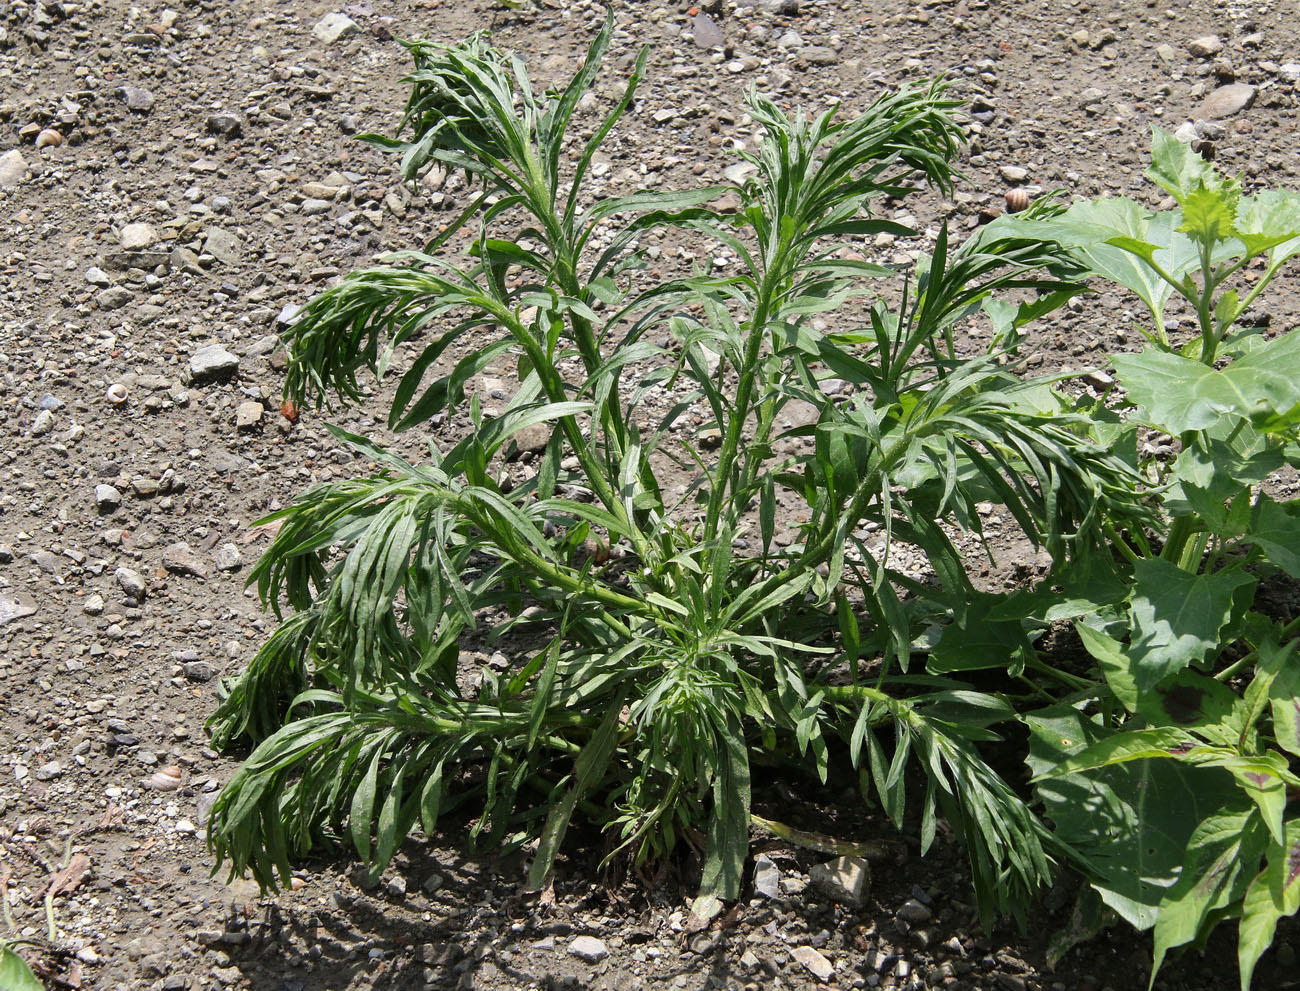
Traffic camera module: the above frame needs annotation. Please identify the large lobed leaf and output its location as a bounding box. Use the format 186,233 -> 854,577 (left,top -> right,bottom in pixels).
1025,706 -> 1241,930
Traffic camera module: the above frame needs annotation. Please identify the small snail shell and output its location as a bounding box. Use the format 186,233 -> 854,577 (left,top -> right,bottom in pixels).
106,383 -> 128,404
143,765 -> 183,791
35,128 -> 63,149
1004,188 -> 1031,213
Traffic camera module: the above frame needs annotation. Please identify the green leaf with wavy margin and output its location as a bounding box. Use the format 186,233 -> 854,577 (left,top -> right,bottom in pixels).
1126,559 -> 1255,692
1026,706 -> 1240,931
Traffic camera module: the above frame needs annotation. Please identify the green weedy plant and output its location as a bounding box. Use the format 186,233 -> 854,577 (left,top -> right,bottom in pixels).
205,12 -> 1149,926
1001,131 -> 1300,988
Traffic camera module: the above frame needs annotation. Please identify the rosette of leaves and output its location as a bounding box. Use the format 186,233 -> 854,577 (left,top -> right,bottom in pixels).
206,10 -> 1150,927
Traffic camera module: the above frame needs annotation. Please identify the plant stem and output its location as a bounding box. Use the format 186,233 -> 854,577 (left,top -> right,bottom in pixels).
1214,614 -> 1300,683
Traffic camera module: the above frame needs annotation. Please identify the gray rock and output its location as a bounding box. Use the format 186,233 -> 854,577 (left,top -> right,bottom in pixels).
204,228 -> 243,265
300,197 -> 332,216
568,936 -> 609,963
189,344 -> 240,381
1186,35 -> 1223,58
246,334 -> 280,356
776,30 -> 803,48
0,149 -> 28,188
999,165 -> 1029,183
385,876 -> 407,899
35,761 -> 62,781
30,409 -> 54,436
759,0 -> 800,13
809,855 -> 871,908
206,113 -> 243,137
85,266 -> 112,287
0,594 -> 37,626
162,542 -> 211,579
235,401 -> 264,430
183,660 -> 215,682
94,484 -> 122,511
115,567 -> 147,600
1200,84 -> 1256,119
213,543 -> 242,571
102,250 -> 169,271
798,46 -> 838,66
753,853 -> 781,899
119,223 -> 159,251
1155,43 -> 1177,64
98,287 -> 133,310
312,13 -> 359,45
505,423 -> 552,460
1194,119 -> 1227,140
723,162 -> 756,184
896,897 -> 933,924
117,86 -> 154,111
693,13 -> 724,49
83,593 -> 105,616
170,246 -> 204,275
29,550 -> 61,574
791,945 -> 834,981
1173,121 -> 1200,143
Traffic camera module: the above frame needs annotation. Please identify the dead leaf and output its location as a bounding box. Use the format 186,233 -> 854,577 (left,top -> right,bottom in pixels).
47,852 -> 91,898
239,518 -> 283,545
538,877 -> 556,908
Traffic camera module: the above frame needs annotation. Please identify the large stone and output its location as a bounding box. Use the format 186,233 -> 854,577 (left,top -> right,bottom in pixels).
1186,35 -> 1223,58
162,542 -> 211,579
809,855 -> 872,908
0,594 -> 37,626
791,946 -> 834,981
97,287 -> 133,310
213,543 -> 242,571
753,853 -> 781,899
798,45 -> 838,66
235,401 -> 263,430
567,936 -> 608,963
189,344 -> 240,381
692,13 -> 724,49
119,223 -> 159,250
115,567 -> 147,600
117,85 -> 155,111
0,149 -> 28,188
204,228 -> 243,265
94,484 -> 122,512
1200,84 -> 1256,119
312,13 -> 359,44
896,896 -> 933,924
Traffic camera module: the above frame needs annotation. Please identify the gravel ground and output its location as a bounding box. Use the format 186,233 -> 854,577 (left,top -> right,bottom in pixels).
2,1 -> 1299,989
